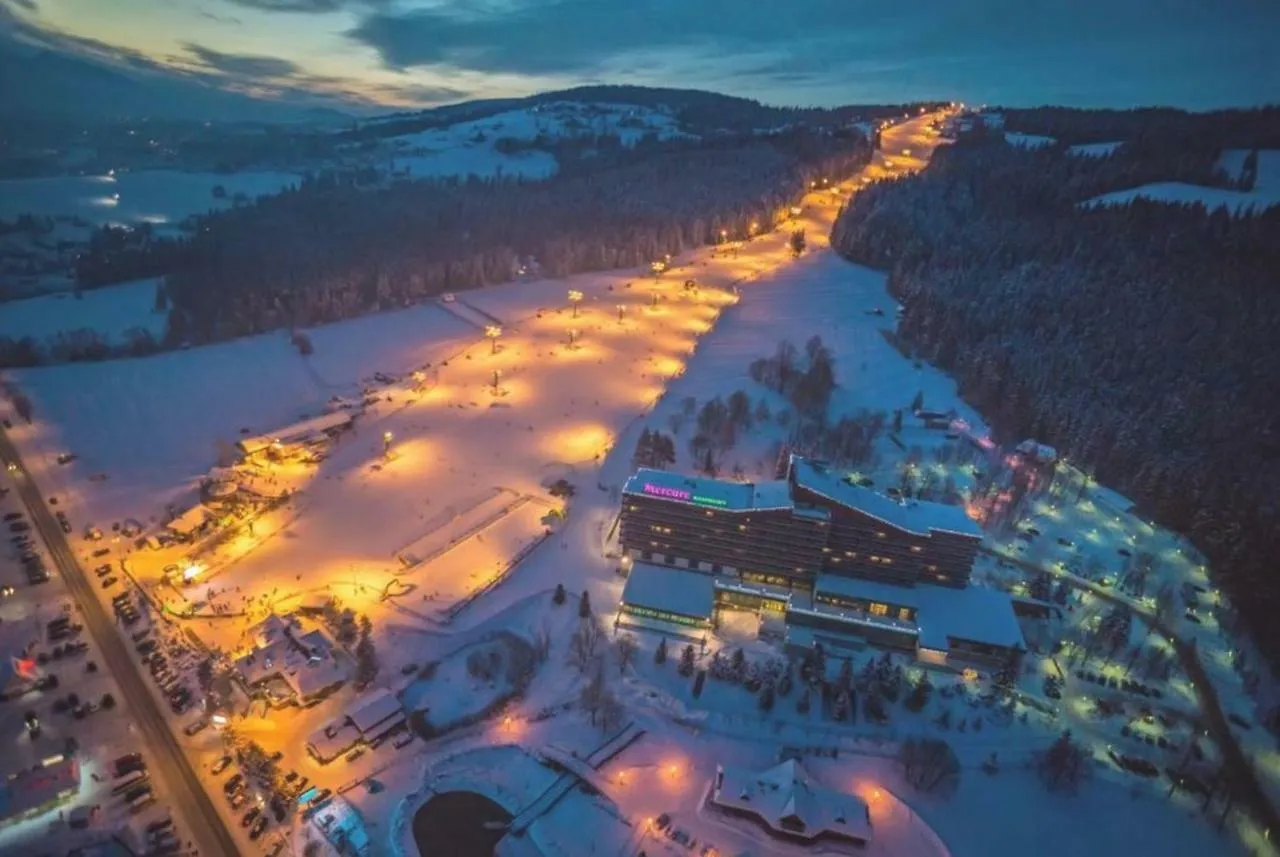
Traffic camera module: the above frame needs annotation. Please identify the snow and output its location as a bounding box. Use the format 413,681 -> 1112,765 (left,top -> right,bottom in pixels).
1004,132 -> 1056,149
348,688 -> 404,734
790,457 -> 982,538
0,169 -> 299,226
620,562 -> 716,620
1084,152 -> 1280,216
712,758 -> 873,844
4,110 -> 1266,857
1067,141 -> 1124,157
399,635 -> 523,731
0,278 -> 166,346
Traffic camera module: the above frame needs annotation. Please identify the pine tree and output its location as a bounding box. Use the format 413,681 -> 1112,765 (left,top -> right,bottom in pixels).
797,687 -> 811,714
678,644 -> 696,677
910,390 -> 924,413
553,583 -> 566,605
759,681 -> 776,711
655,637 -> 668,665
578,590 -> 591,618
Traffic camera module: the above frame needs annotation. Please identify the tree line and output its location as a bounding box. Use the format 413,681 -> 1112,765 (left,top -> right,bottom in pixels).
830,123 -> 1280,667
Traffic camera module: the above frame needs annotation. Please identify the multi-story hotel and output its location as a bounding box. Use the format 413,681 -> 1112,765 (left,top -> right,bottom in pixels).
616,454 -> 1024,670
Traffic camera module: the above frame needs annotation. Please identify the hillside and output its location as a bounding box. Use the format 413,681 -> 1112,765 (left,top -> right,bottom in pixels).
830,118 -> 1280,666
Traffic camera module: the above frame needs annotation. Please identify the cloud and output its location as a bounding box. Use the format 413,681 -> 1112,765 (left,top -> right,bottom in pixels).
224,0 -> 384,13
183,43 -> 302,79
198,7 -> 244,25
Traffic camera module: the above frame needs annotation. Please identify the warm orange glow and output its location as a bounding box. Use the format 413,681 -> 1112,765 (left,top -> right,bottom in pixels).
541,423 -> 613,463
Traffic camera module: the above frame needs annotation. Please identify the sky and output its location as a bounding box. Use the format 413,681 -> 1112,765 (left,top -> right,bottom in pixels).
2,0 -> 1279,112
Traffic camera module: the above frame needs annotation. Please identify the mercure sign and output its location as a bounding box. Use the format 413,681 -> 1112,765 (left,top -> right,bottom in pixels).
643,482 -> 728,507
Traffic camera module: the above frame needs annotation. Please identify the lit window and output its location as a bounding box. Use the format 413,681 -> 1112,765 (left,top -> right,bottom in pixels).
899,608 -> 912,621
927,564 -> 938,571
869,603 -> 889,616
911,545 -> 923,553
877,532 -> 887,538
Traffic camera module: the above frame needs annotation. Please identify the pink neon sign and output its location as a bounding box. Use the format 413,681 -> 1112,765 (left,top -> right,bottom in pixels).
643,482 -> 691,501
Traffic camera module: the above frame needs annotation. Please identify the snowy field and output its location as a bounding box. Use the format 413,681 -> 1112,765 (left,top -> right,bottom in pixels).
1085,150 -> 1280,216
3,111 -> 1267,857
0,168 -> 300,225
1004,131 -> 1056,149
0,277 -> 166,345
1067,141 -> 1124,157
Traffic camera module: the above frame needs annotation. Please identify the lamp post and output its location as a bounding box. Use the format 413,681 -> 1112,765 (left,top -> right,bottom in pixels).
382,431 -> 393,458
567,329 -> 579,349
616,304 -> 626,323
485,324 -> 502,355
568,289 -> 583,318
651,290 -> 660,308
491,369 -> 501,395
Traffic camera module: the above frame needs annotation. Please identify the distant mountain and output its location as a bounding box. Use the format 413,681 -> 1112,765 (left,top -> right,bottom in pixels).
0,39 -> 350,125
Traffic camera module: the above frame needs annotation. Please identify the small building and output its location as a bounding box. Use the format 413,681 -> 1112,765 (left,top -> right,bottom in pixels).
0,756 -> 81,829
238,410 -> 357,459
235,615 -> 346,707
618,562 -> 716,635
166,504 -> 214,541
1015,440 -> 1058,466
347,688 -> 406,743
709,759 -> 872,848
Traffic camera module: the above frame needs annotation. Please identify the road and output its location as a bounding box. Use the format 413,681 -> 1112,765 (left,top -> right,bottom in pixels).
984,544 -> 1279,838
0,427 -> 242,857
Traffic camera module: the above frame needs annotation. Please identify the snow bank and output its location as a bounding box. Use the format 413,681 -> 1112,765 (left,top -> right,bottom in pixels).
0,278 -> 165,345
1004,132 -> 1056,149
1084,181 -> 1279,216
1067,141 -> 1123,157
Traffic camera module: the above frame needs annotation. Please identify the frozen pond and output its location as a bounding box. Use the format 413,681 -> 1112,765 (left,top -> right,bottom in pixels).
0,169 -> 300,226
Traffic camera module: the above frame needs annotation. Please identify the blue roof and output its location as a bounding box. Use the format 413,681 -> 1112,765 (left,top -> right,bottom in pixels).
620,562 -> 715,619
789,457 -> 982,539
623,469 -> 794,512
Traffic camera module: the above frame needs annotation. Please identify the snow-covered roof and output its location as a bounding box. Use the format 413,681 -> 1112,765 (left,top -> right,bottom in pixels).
347,688 -> 404,734
1015,439 -> 1058,462
812,575 -> 1024,652
1090,484 -> 1137,514
712,759 -> 872,844
166,503 -> 213,536
788,457 -> 982,539
622,468 -> 795,512
239,409 -> 356,455
620,562 -> 715,620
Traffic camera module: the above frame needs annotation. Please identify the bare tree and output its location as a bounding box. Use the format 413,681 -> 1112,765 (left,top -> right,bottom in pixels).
1036,730 -> 1091,792
567,619 -> 604,672
614,633 -> 638,674
532,620 -> 553,663
897,737 -> 961,794
579,659 -> 608,725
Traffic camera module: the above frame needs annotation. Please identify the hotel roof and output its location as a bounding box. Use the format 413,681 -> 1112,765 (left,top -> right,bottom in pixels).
813,575 -> 1025,652
621,562 -> 716,620
622,468 -> 795,512
788,456 -> 982,539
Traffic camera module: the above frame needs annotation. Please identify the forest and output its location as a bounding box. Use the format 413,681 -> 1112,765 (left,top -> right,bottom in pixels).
830,121 -> 1280,666
110,127 -> 867,352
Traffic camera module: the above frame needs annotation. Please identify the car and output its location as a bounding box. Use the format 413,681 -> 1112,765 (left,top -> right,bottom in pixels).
101,576 -> 117,588
2,512 -> 22,522
345,748 -> 364,763
1185,612 -> 1203,624
183,718 -> 209,736
136,639 -> 156,654
224,773 -> 244,795
212,755 -> 233,775
95,563 -> 112,576
171,698 -> 190,715
146,817 -> 174,835
229,791 -> 247,810
132,629 -> 150,643
0,584 -> 13,597
392,732 -> 415,750
242,807 -> 261,828
91,547 -> 110,558
249,815 -> 269,840
268,841 -> 285,857
9,522 -> 30,533
1057,537 -> 1073,547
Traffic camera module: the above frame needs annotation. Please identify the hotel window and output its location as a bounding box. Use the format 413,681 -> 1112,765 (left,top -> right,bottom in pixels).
927,564 -> 938,571
738,524 -> 747,531
869,603 -> 889,616
877,531 -> 887,538
899,608 -> 912,621
911,545 -> 923,553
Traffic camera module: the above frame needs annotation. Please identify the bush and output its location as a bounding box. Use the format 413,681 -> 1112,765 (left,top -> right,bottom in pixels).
553,583 -> 566,605
898,737 -> 960,794
655,637 -> 668,665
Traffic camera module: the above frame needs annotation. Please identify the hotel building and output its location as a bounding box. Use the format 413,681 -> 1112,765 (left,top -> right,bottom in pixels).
616,455 -> 1024,669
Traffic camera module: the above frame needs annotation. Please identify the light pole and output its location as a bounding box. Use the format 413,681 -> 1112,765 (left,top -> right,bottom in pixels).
567,329 -> 579,349
651,290 -> 660,308
748,220 -> 759,238
491,369 -> 501,395
568,289 -> 583,318
382,431 -> 393,458
485,324 -> 502,355
616,304 -> 625,323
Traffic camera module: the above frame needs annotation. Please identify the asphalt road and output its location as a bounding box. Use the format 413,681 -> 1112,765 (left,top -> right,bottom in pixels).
0,428 -> 241,857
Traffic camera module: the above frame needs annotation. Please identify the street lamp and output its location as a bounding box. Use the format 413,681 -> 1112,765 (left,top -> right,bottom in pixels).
748,220 -> 759,237
616,304 -> 626,323
485,324 -> 502,355
382,431 -> 393,457
651,290 -> 660,308
568,289 -> 583,318
718,229 -> 727,243
491,369 -> 501,395
567,328 -> 579,349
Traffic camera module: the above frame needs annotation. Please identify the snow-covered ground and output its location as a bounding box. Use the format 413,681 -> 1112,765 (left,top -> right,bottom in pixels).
1085,150 -> 1280,216
0,169 -> 300,226
3,110 -> 1267,857
1004,132 -> 1056,149
1067,141 -> 1124,157
0,277 -> 167,346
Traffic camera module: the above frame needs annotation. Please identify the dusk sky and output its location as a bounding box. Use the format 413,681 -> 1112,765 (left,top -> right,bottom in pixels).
3,0 -> 1278,111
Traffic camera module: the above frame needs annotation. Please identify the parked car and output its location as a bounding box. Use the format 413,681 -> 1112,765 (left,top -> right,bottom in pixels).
212,755 -> 233,775
249,815 -> 268,840
183,717 -> 209,737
